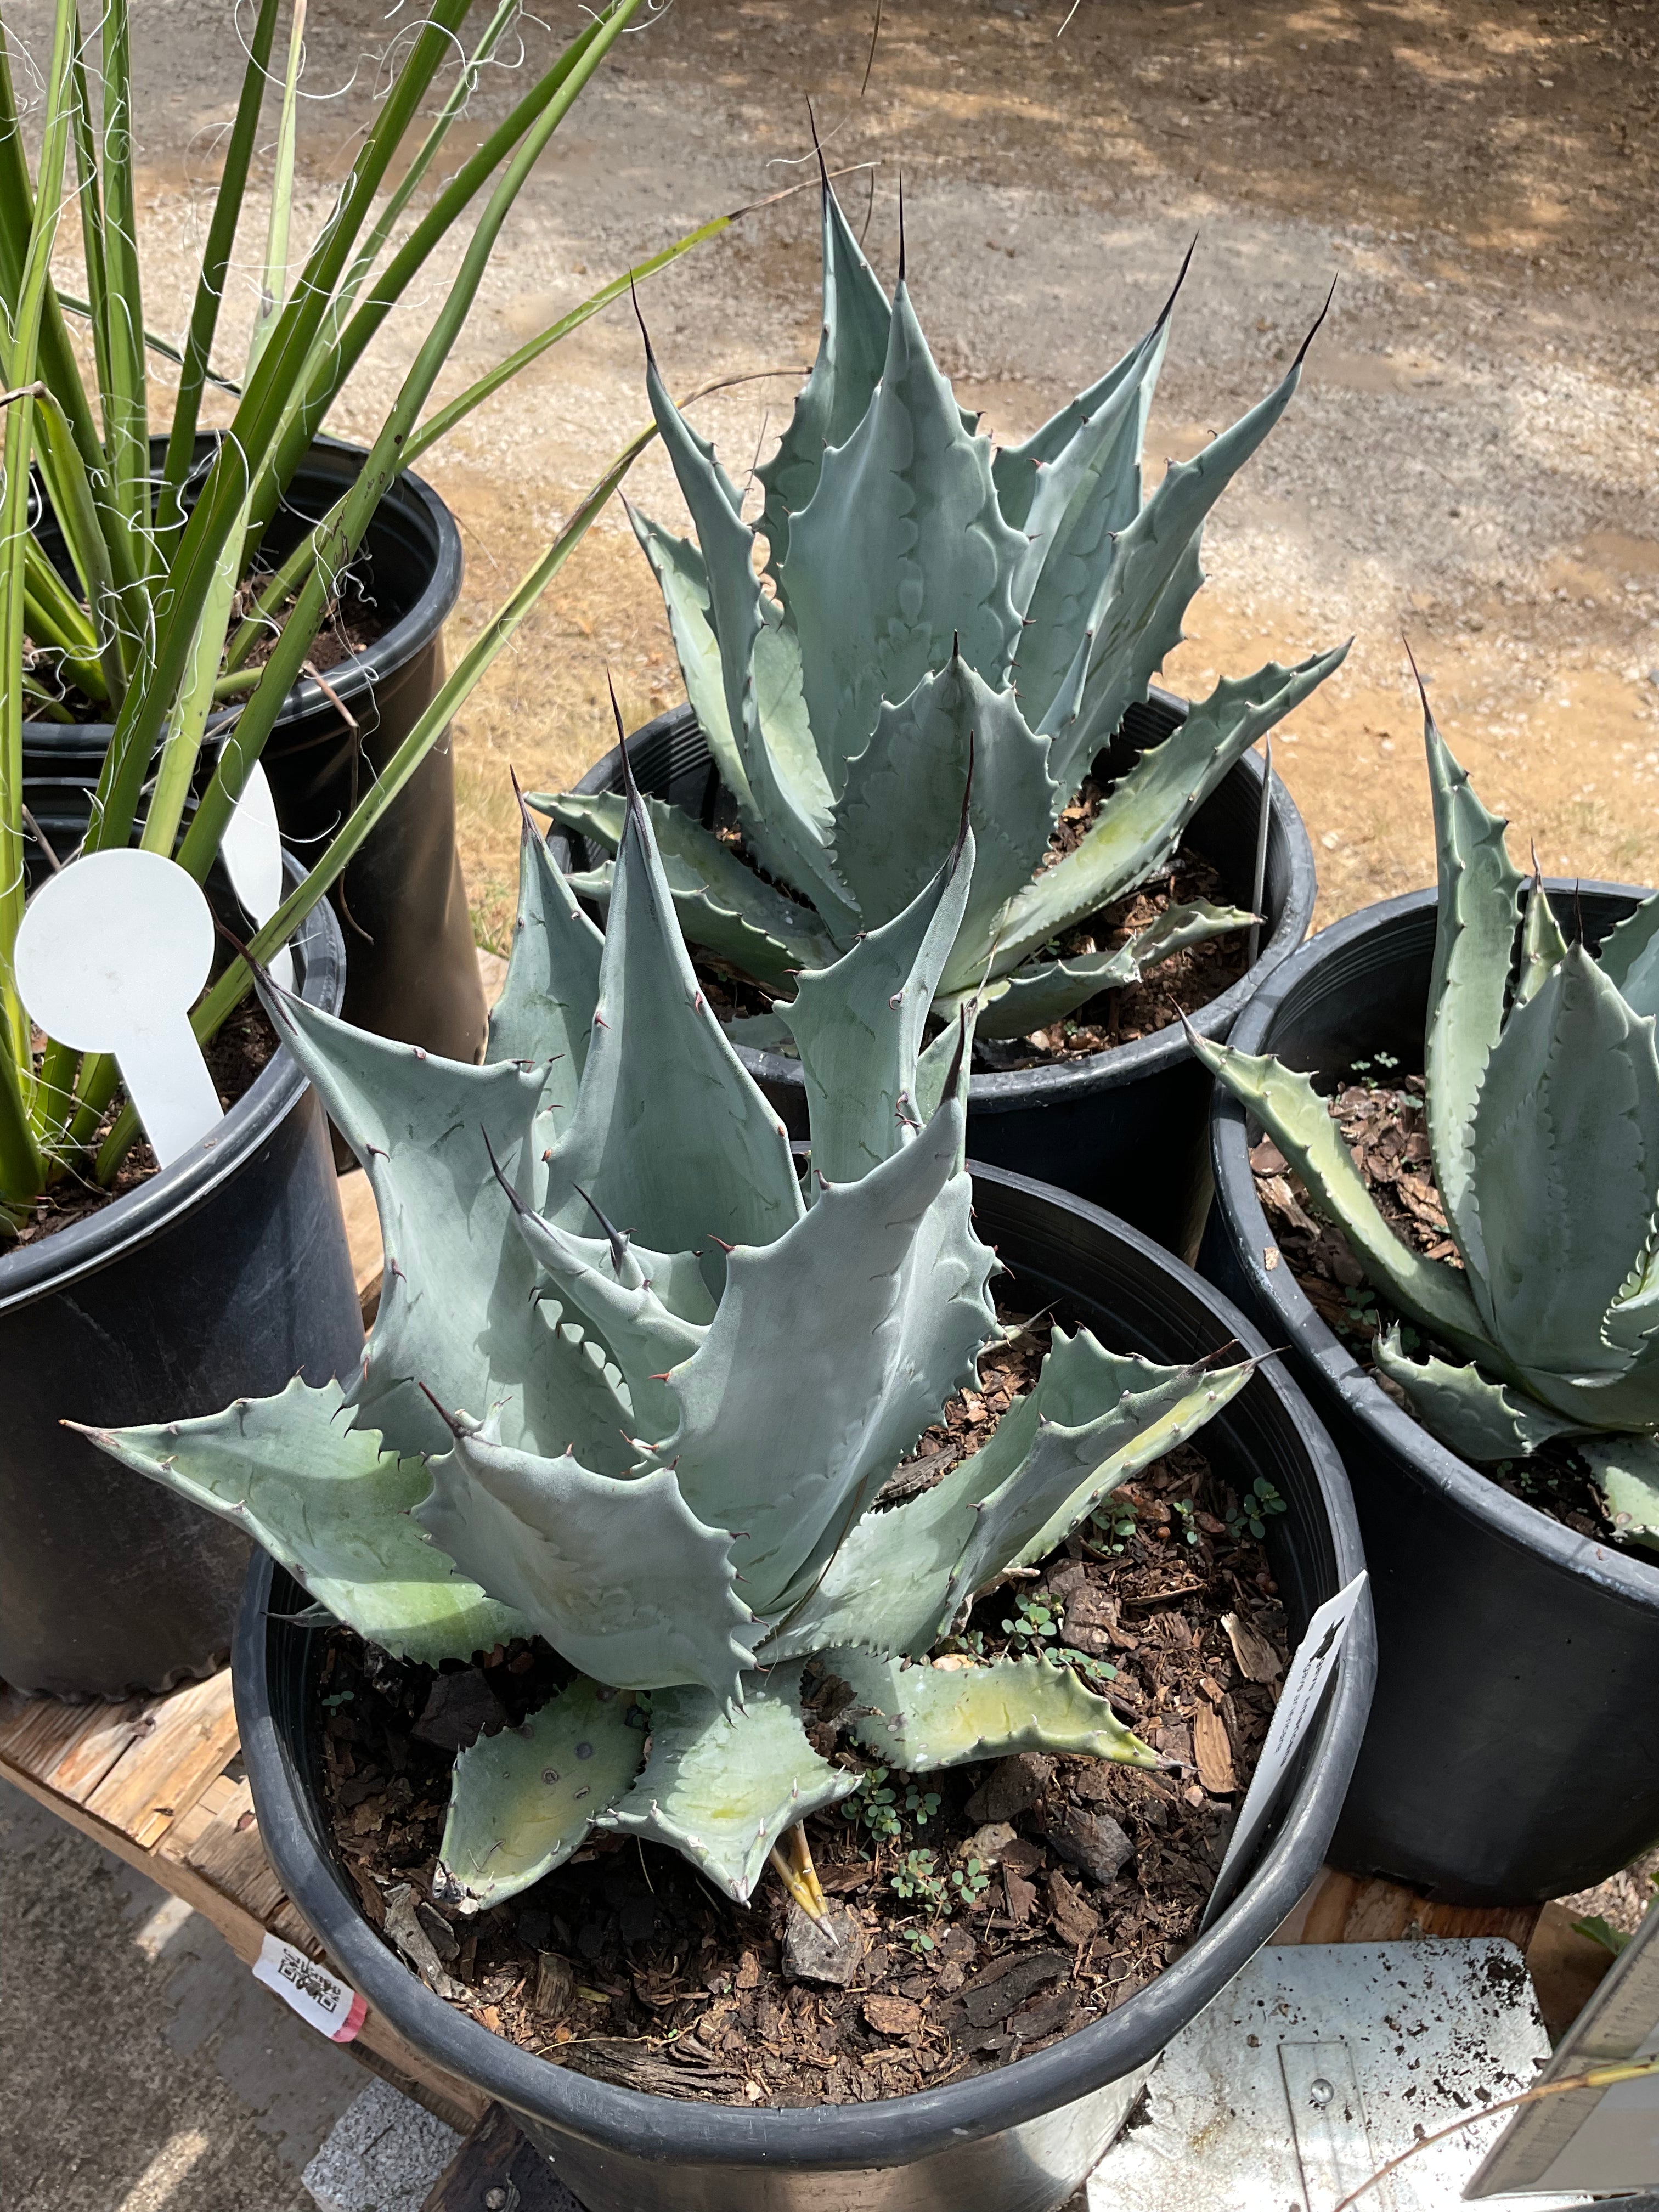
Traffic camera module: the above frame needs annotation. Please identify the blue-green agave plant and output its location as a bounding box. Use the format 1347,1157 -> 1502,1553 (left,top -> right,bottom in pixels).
538,182 -> 1348,1047
1196,696 -> 1659,1554
80,771 -> 1257,1913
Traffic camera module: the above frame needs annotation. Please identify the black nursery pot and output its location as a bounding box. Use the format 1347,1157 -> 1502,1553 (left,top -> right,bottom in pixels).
0,860 -> 364,1701
236,1167 -> 1373,2212
26,433 -> 486,1063
1199,883 -> 1659,1904
559,696 -> 1318,1259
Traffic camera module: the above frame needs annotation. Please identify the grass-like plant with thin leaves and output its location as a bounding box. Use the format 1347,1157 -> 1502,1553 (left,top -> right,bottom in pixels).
0,0 -> 737,1223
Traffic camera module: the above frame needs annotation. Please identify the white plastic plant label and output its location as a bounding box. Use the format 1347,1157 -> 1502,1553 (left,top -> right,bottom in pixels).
1199,1569 -> 1369,1932
14,847 -> 224,1165
252,1931 -> 366,2043
220,761 -> 294,994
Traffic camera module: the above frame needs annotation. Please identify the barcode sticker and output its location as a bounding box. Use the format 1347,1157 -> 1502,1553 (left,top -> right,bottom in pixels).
252,1931 -> 366,2042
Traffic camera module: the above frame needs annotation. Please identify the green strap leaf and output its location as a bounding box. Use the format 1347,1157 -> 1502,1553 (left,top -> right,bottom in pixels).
825,1650 -> 1158,1775
439,1678 -> 643,1910
829,653 -> 1056,982
1371,1327 -> 1582,1464
1421,709 -> 1525,1275
785,832 -> 974,1183
756,173 -> 891,585
597,1669 -> 859,1904
1193,1031 -> 1502,1364
969,898 -> 1253,1042
994,650 -> 1347,976
416,1420 -> 759,1708
72,1379 -> 525,1666
782,278 -> 1026,800
643,1094 -> 995,1613
1580,1434 -> 1659,1553
540,783 -> 804,1270
1598,892 -> 1659,1022
1470,946 -> 1659,1389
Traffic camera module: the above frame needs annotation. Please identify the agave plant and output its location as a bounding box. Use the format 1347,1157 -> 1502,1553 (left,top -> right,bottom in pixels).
540,176 -> 1348,1052
0,0 -> 736,1217
83,765 -> 1256,1916
1195,695 -> 1659,1553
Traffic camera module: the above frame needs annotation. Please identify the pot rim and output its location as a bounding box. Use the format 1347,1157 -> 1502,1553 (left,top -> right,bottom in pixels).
24,432 -> 462,741
565,693 -> 1317,1111
236,1163 -> 1374,2172
1212,879 -> 1659,1610
0,861 -> 346,1312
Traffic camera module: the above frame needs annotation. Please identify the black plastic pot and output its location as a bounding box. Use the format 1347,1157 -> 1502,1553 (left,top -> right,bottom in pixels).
237,1166 -> 1373,2212
1199,883 -> 1659,1904
0,856 -> 364,1701
25,433 -> 486,1063
558,696 -> 1318,1259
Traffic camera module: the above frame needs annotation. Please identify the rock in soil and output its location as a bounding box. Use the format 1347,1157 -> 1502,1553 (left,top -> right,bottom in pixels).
964,1752 -> 1055,1823
782,1901 -> 865,1987
1041,1804 -> 1136,1886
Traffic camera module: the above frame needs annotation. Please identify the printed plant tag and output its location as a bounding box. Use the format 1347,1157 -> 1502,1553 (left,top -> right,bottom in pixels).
252,1931 -> 366,2042
14,848 -> 223,1165
1199,1570 -> 1369,1932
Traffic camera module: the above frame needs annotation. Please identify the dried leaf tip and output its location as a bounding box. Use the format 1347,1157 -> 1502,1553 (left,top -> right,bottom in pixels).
1292,273 -> 1339,369
575,1182 -> 633,1274
629,272 -> 656,364
1155,234 -> 1198,334
896,171 -> 906,285
482,1128 -> 528,1217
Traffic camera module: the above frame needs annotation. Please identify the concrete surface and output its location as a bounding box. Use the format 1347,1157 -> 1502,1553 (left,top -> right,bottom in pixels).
300,2081 -> 461,2212
1,1777 -> 364,2212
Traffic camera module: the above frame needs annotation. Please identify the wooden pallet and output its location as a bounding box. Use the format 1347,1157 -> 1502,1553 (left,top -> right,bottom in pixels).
0,1667 -> 487,2133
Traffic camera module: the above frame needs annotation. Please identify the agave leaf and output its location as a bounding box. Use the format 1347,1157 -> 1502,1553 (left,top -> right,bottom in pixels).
1051,343 -> 1320,795
830,652 -> 1056,981
991,297 -> 1168,532
1514,881 -> 1570,1012
785,831 -> 974,1183
1372,1326 -> 1583,1463
539,789 -> 834,987
764,1330 -> 1226,1660
641,1093 -> 995,1613
1580,1434 -> 1659,1551
1598,891 -> 1659,1022
257,987 -> 634,1468
539,786 -> 804,1277
1005,313 -> 1172,726
942,1355 -> 1256,1618
724,1011 -> 795,1052
969,899 -> 1253,1041
1470,946 -> 1659,1389
1193,1032 -> 1502,1365
500,1184 -> 706,1438
782,278 -> 1026,800
438,1676 -> 644,1908
757,173 -> 890,585
993,651 -> 1346,977
825,1650 -> 1157,1774
74,1379 -> 525,1666
596,1669 -> 858,1903
1421,711 -> 1525,1276
642,354 -> 851,926
623,507 -> 756,815
484,810 -> 603,1124
415,1418 -> 759,1707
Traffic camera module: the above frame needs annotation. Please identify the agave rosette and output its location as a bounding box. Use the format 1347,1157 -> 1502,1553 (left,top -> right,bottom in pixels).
1197,696 -> 1659,1553
540,180 -> 1348,1048
83,775 -> 1257,1910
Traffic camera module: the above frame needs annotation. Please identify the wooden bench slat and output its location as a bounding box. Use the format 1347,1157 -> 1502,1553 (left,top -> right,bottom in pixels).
85,1668 -> 240,1846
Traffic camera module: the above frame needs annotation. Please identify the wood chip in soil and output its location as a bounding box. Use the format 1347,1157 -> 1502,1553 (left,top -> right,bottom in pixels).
1252,1067 -> 1618,1542
313,1305 -> 1293,2108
